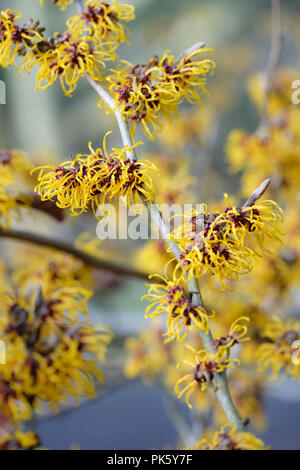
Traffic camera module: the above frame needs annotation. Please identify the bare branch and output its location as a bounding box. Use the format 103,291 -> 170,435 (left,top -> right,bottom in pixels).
84,77 -> 248,432
0,228 -> 151,282
261,0 -> 283,129
75,0 -> 84,14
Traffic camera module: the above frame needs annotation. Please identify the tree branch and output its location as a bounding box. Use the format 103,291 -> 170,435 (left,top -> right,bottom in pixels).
84,75 -> 249,431
261,0 -> 283,129
0,228 -> 150,282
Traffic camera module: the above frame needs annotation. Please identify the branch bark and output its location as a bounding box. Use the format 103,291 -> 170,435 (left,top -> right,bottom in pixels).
84,73 -> 249,431
0,228 -> 150,282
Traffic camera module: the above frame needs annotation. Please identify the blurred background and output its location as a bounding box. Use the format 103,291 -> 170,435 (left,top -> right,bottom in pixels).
0,0 -> 300,450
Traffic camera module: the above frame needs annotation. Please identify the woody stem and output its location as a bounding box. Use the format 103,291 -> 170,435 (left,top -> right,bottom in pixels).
85,76 -> 247,432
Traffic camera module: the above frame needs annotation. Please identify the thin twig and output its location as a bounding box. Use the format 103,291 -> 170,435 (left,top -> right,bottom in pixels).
0,228 -> 151,282
84,76 -> 248,431
163,394 -> 196,447
85,74 -> 136,163
75,0 -> 84,14
261,0 -> 283,129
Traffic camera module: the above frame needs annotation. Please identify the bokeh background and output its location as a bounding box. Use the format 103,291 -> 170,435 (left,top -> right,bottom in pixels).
0,0 -> 300,450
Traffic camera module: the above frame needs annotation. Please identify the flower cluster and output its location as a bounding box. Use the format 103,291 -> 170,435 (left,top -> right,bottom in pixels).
226,109 -> 300,202
33,133 -> 157,217
0,149 -> 34,228
143,275 -> 214,342
0,9 -> 45,69
106,47 -> 215,139
170,196 -> 283,290
175,345 -> 239,408
0,430 -> 39,450
32,31 -> 112,97
257,317 -> 300,379
124,320 -> 262,427
0,281 -> 112,422
193,424 -> 267,450
68,0 -> 135,46
0,3 -> 134,97
40,0 -> 75,10
248,68 -> 298,117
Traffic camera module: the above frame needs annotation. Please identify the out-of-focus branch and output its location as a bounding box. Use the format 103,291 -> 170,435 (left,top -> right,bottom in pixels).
20,193 -> 65,221
261,0 -> 283,128
0,228 -> 151,282
163,394 -> 197,447
264,0 -> 283,94
75,0 -> 84,13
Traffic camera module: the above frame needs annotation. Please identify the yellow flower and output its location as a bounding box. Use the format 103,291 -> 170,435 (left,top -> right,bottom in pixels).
32,153 -> 93,215
257,316 -> 300,379
152,47 -> 215,104
0,149 -> 32,185
248,69 -> 299,116
0,187 -> 18,228
0,283 -> 112,418
194,424 -> 267,450
106,47 -> 215,140
32,31 -> 114,97
225,109 -> 300,201
143,275 -> 214,342
170,196 -> 283,290
40,0 -> 75,10
67,0 -> 135,47
0,148 -> 34,228
0,9 -> 45,70
158,106 -> 215,150
214,316 -> 249,352
33,132 -> 157,217
175,345 -> 238,408
0,430 -> 39,450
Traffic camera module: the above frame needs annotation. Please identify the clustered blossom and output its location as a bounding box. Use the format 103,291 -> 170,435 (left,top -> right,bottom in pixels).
257,317 -> 300,379
67,0 -> 135,45
124,323 -> 264,425
143,275 -> 214,342
1,2 -> 135,97
193,424 -> 267,450
0,430 -> 39,450
0,283 -> 112,422
248,68 -> 298,117
40,0 -> 75,10
33,133 -> 157,216
170,197 -> 283,290
0,9 -> 45,69
214,316 -> 249,350
0,149 -> 33,228
175,345 -> 239,408
106,48 -> 215,139
226,109 -> 300,202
